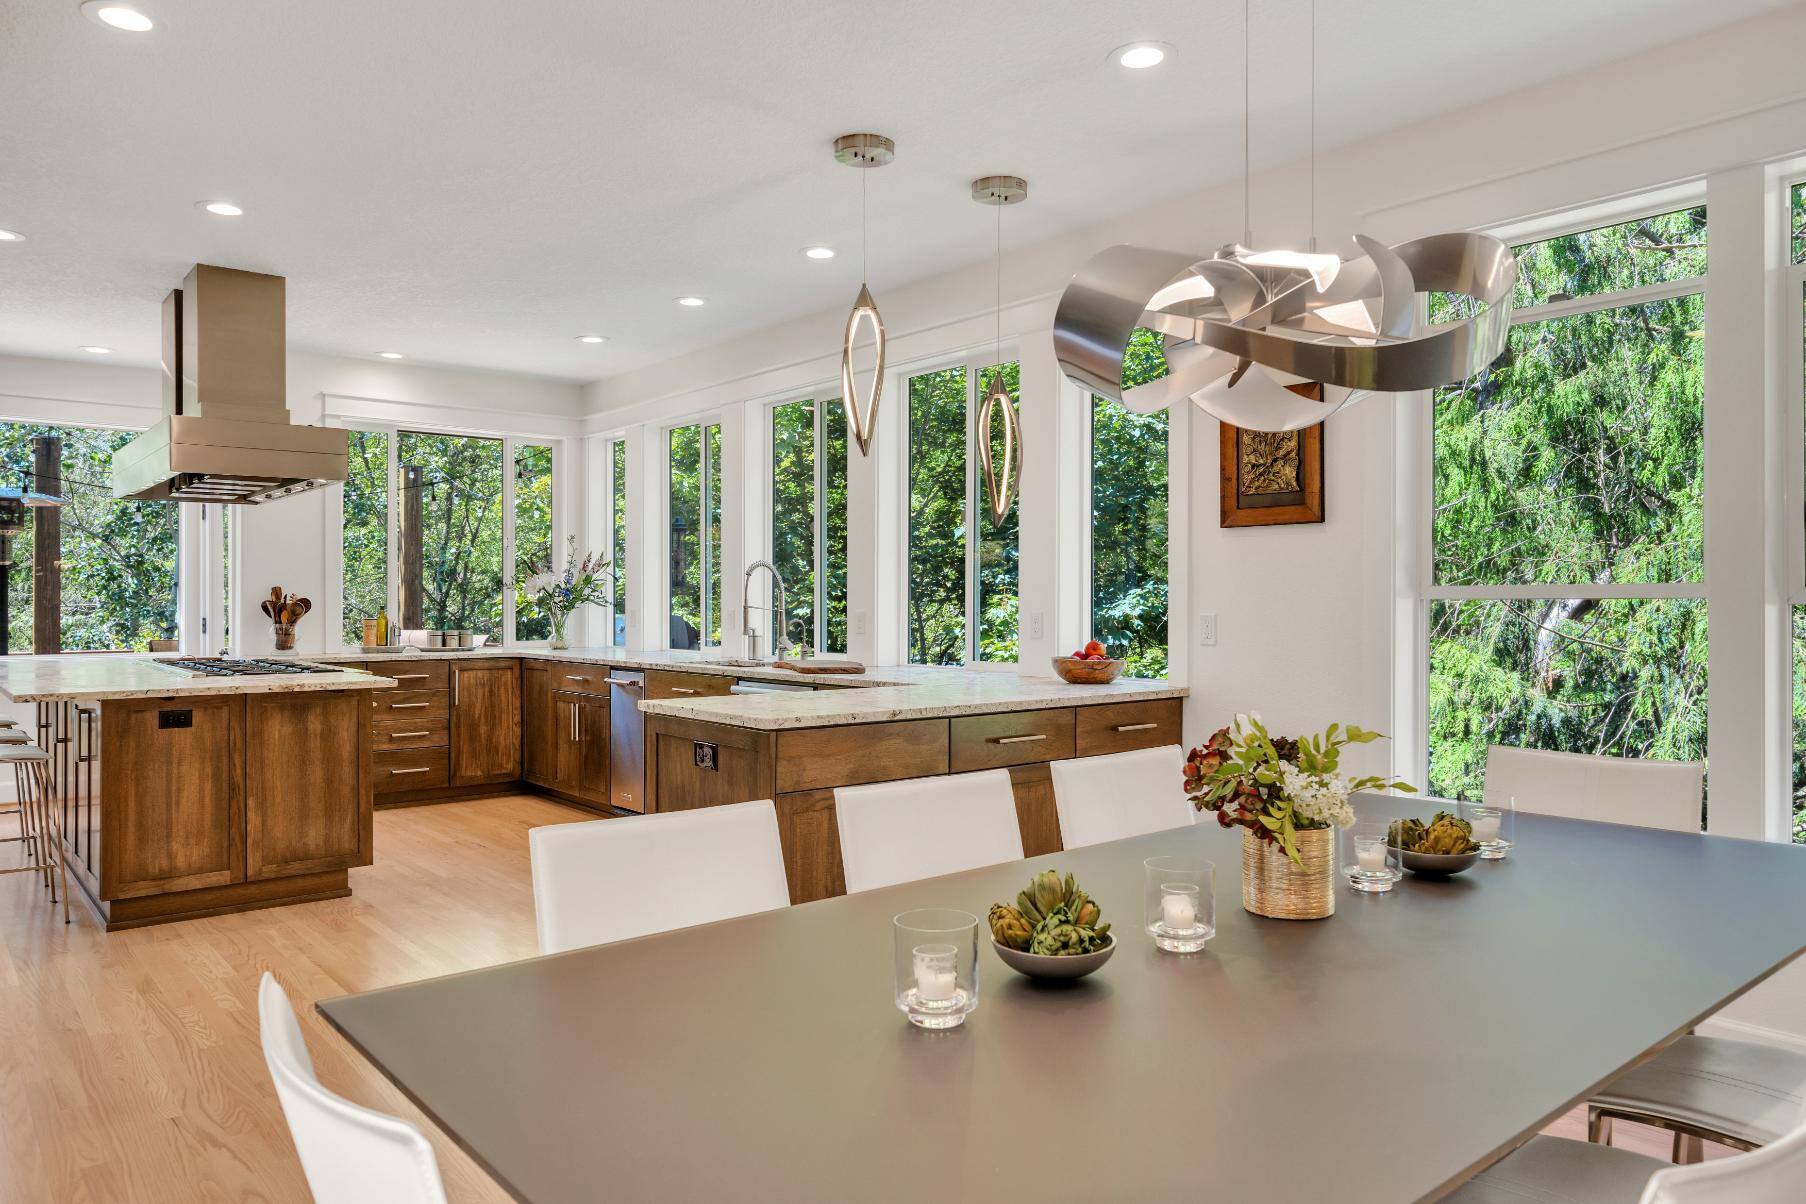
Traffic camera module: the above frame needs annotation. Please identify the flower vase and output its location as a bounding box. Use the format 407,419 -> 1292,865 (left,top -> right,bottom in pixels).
1241,827 -> 1335,920
549,610 -> 569,650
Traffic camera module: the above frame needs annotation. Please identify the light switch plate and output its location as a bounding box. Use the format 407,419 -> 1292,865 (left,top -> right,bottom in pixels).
1199,613 -> 1218,646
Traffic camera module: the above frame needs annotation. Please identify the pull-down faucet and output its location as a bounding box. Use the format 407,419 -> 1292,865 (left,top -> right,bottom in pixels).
741,560 -> 793,662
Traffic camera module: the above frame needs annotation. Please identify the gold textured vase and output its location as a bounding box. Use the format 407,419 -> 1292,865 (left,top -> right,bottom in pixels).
1241,827 -> 1335,920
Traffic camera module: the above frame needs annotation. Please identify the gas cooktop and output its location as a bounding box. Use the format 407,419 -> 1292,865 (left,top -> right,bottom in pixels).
151,657 -> 340,678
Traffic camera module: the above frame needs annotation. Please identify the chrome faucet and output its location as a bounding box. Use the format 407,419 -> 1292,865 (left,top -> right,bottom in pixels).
741,560 -> 792,662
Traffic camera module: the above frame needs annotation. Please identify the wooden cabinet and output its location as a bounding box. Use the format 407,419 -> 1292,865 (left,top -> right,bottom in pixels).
522,662 -> 554,787
548,689 -> 609,806
644,669 -> 735,701
246,691 -> 372,879
949,708 -> 1075,772
100,695 -> 245,900
1074,698 -> 1183,757
773,719 -> 947,794
450,660 -> 521,786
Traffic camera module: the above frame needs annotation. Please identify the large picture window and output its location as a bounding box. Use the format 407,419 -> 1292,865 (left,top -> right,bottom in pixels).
1090,328 -> 1170,678
609,437 -> 628,646
512,442 -> 555,642
1788,179 -> 1805,842
1426,205 -> 1708,802
769,397 -> 849,656
668,421 -> 721,650
0,424 -> 178,653
904,361 -> 1020,665
341,429 -> 390,645
399,431 -> 506,643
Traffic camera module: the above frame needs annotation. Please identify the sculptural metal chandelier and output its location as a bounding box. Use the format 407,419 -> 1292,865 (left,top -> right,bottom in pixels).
835,132 -> 893,457
972,174 -> 1026,525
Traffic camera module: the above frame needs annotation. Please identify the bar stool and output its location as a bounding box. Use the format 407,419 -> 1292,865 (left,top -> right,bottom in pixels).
0,743 -> 66,923
0,725 -> 39,871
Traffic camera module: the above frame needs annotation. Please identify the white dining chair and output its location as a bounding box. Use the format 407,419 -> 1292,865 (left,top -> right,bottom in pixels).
257,973 -> 448,1204
1444,1102 -> 1806,1202
1483,745 -> 1703,832
529,800 -> 791,955
1049,745 -> 1194,849
834,769 -> 1023,893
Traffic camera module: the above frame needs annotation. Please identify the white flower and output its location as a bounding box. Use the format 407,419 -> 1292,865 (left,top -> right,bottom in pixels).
1281,762 -> 1355,828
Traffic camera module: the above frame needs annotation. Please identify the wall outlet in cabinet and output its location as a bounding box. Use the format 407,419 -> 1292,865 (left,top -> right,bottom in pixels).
693,741 -> 718,771
157,708 -> 193,729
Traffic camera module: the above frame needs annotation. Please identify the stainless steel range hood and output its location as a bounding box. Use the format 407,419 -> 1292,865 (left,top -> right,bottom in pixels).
111,264 -> 347,504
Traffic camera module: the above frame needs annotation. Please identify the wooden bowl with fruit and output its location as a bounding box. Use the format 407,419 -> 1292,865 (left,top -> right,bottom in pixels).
1052,640 -> 1126,684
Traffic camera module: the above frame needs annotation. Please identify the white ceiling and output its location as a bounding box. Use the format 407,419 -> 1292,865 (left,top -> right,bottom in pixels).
0,0 -> 1790,386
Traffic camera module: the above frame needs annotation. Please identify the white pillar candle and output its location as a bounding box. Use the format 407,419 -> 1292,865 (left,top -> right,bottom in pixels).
1472,815 -> 1502,843
1161,889 -> 1197,932
913,948 -> 956,1001
1356,843 -> 1388,872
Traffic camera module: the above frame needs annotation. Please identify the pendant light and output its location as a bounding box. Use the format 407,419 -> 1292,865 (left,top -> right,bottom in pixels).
1050,0 -> 1519,432
971,175 -> 1026,525
834,133 -> 893,457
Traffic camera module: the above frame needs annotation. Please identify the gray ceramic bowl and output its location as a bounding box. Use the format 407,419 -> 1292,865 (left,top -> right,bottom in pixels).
1397,847 -> 1482,877
992,936 -> 1116,980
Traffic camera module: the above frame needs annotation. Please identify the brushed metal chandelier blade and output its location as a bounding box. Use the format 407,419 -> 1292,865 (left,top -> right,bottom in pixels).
1052,231 -> 1518,432
976,372 -> 1020,527
840,282 -> 884,457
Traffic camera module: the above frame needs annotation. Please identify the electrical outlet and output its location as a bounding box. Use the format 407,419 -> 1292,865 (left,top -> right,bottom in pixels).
1029,610 -> 1045,640
1199,613 -> 1218,646
854,610 -> 868,637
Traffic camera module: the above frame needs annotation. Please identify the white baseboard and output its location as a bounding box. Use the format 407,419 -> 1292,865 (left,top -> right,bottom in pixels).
1695,1014 -> 1806,1056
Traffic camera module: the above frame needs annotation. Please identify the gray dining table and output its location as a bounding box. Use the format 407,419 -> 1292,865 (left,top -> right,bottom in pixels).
319,800 -> 1806,1203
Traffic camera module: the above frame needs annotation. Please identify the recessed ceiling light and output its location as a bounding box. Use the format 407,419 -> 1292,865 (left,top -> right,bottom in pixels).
1111,41 -> 1170,70
0,229 -> 23,242
801,246 -> 836,260
575,334 -> 608,344
198,200 -> 243,217
377,351 -> 404,359
80,346 -> 112,354
81,2 -> 154,32
676,296 -> 707,307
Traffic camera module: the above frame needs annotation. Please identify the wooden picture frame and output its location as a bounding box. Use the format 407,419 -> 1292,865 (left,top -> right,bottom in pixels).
1219,421 -> 1324,528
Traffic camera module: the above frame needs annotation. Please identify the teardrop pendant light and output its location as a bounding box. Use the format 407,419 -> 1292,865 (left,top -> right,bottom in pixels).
834,133 -> 893,456
971,175 -> 1026,525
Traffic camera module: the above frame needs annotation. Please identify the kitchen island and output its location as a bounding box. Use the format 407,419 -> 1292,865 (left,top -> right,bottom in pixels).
0,657 -> 394,929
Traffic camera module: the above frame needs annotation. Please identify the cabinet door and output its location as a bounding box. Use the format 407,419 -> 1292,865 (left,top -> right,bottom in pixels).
521,663 -> 554,786
549,692 -> 584,796
247,691 -> 371,878
578,698 -> 611,806
450,661 -> 522,786
99,695 -> 246,900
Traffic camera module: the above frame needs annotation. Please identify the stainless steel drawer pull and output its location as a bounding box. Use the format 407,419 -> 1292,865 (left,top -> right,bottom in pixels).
389,766 -> 432,776
564,674 -> 591,681
1113,722 -> 1159,733
389,702 -> 431,709
604,677 -> 638,686
393,673 -> 431,680
390,730 -> 431,738
989,733 -> 1048,745
670,687 -> 699,695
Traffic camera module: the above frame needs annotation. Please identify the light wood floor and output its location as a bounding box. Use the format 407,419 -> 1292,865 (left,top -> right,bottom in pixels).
0,795 -> 1720,1202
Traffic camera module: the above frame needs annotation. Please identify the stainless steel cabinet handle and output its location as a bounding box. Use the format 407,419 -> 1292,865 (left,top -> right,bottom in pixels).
393,673 -> 430,680
390,730 -> 431,738
389,766 -> 431,776
389,702 -> 430,709
564,674 -> 591,682
669,687 -> 698,695
453,669 -> 459,706
1113,722 -> 1158,733
988,733 -> 1048,745
604,677 -> 639,686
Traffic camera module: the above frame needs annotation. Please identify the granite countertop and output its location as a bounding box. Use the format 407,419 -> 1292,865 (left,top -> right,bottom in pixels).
316,646 -> 1187,730
0,655 -> 398,703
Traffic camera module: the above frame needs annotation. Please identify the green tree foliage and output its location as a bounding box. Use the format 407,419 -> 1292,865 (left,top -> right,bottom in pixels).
399,431 -> 505,640
610,439 -> 628,645
1428,208 -> 1708,801
771,400 -> 816,650
1092,327 -> 1170,678
823,400 -> 849,651
907,367 -> 970,665
341,430 -> 389,644
0,425 -> 178,652
977,363 -> 1021,663
513,444 -> 555,640
666,423 -> 720,649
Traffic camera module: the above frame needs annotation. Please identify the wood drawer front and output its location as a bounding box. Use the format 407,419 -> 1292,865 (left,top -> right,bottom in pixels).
371,689 -> 449,720
950,709 -> 1076,773
371,717 -> 449,751
364,660 -> 450,690
774,719 -> 948,794
548,661 -> 613,697
644,669 -> 736,700
1074,698 -> 1184,758
373,747 -> 450,793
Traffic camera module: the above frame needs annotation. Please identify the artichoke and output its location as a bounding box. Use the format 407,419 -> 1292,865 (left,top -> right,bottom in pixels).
1388,817 -> 1426,850
1028,904 -> 1111,956
1431,810 -> 1473,837
1420,817 -> 1478,855
989,903 -> 1033,951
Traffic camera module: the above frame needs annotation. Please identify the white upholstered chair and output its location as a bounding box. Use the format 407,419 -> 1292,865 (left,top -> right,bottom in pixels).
258,973 -> 448,1204
1049,745 -> 1193,849
1445,1103 -> 1806,1203
1483,745 -> 1703,832
834,769 -> 1024,893
529,800 -> 791,955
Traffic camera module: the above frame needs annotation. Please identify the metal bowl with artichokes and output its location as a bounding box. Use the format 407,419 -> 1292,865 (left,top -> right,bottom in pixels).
1387,811 -> 1483,877
988,870 -> 1116,980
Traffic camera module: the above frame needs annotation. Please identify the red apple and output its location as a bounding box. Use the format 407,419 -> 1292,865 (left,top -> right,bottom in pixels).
1083,640 -> 1107,659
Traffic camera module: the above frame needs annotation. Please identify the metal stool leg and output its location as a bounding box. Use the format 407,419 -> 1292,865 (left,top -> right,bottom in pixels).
30,761 -> 67,923
1587,1107 -> 1613,1146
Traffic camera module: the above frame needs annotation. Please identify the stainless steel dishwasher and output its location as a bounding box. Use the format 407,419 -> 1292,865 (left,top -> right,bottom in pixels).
607,670 -> 646,813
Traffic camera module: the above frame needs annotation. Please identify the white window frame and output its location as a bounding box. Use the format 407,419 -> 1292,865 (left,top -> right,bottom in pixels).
1403,191 -> 1710,797
898,350 -> 1022,668
1781,172 -> 1806,840
598,433 -> 629,647
660,416 -> 724,651
763,392 -> 849,656
508,437 -> 558,645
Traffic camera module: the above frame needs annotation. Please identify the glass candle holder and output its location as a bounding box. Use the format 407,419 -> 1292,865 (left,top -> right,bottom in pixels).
893,909 -> 979,1029
1343,820 -> 1398,893
1464,798 -> 1515,860
1144,856 -> 1215,953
